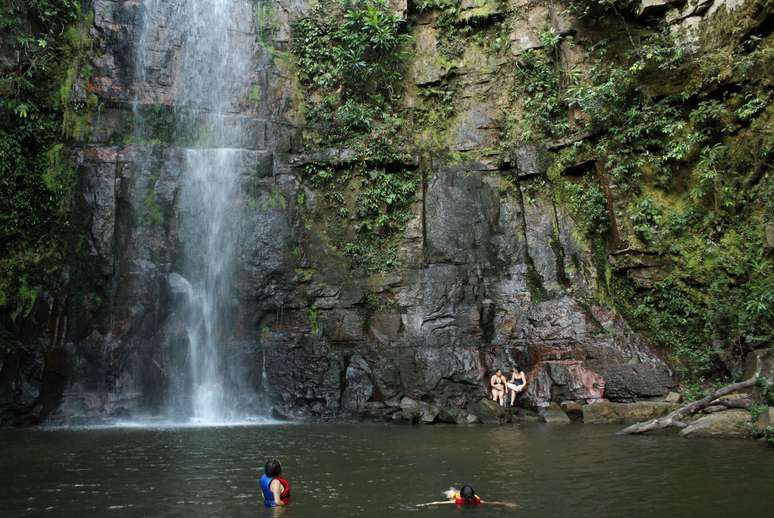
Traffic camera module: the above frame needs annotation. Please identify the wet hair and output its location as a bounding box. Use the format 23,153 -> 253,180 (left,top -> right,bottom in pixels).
460,485 -> 477,503
265,459 -> 282,477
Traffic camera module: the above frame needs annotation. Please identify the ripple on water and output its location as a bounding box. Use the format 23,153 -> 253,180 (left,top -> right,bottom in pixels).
2,423 -> 774,518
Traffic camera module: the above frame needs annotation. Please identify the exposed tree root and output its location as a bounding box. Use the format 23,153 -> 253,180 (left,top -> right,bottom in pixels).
619,377 -> 757,435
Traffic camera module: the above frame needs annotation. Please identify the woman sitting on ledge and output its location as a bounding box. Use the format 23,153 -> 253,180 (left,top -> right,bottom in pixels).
507,365 -> 528,406
490,369 -> 507,406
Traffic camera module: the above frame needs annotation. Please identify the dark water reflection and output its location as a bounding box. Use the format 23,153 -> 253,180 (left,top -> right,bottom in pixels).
1,423 -> 772,517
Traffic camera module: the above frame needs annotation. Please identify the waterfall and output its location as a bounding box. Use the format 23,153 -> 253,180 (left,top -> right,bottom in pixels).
132,0 -> 260,422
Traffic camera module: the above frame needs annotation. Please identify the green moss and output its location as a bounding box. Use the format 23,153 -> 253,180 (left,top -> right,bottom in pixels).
295,268 -> 314,283
308,307 -> 320,335
258,186 -> 287,212
143,191 -> 164,227
249,84 -> 262,105
0,2 -> 92,316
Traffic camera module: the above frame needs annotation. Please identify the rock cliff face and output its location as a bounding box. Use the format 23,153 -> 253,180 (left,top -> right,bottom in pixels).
4,0 -> 771,424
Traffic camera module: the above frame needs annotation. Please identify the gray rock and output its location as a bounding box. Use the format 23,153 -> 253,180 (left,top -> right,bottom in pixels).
539,403 -> 571,424
452,103 -> 496,151
472,398 -> 512,424
410,24 -> 452,86
602,364 -> 675,402
583,401 -> 678,424
509,5 -> 549,55
680,409 -> 752,439
560,401 -> 584,421
341,355 -> 374,412
512,144 -> 548,178
756,407 -> 774,430
664,391 -> 682,404
743,348 -> 774,381
400,397 -> 440,424
370,313 -> 402,343
437,407 -> 480,425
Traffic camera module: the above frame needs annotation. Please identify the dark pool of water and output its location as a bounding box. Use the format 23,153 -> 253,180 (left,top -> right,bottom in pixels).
1,422 -> 772,517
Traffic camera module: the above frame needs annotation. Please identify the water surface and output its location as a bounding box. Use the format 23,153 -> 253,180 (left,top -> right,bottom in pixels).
1,423 -> 772,517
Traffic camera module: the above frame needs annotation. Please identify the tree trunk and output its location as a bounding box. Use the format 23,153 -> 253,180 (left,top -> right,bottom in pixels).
618,378 -> 757,435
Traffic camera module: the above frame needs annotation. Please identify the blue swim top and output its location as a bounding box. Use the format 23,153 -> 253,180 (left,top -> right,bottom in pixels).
260,474 -> 276,507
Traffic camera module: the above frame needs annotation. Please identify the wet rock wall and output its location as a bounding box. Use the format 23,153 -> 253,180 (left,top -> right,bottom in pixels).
14,0 -> 766,424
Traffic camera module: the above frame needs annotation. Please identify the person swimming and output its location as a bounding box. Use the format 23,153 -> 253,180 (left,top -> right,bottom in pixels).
452,485 -> 481,505
416,486 -> 516,508
259,459 -> 291,508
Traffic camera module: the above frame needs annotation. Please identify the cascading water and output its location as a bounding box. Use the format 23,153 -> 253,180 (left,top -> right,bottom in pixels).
132,0 -> 261,422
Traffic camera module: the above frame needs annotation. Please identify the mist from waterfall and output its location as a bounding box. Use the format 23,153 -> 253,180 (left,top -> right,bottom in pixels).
133,0 -> 260,423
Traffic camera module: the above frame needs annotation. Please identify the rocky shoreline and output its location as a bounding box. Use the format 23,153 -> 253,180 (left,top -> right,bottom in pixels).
350,348 -> 774,445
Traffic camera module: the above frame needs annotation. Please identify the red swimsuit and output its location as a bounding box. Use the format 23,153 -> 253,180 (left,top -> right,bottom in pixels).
454,496 -> 481,505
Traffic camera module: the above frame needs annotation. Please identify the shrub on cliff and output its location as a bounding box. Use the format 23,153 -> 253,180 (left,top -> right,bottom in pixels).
0,1 -> 83,315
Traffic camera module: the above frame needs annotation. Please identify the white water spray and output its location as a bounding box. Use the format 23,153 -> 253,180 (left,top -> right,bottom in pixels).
133,0 -> 261,423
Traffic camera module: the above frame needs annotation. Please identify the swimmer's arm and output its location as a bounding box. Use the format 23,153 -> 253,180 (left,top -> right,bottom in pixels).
270,479 -> 284,506
415,501 -> 456,507
479,500 -> 518,508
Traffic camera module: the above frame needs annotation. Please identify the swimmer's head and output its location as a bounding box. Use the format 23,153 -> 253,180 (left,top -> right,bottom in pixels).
460,485 -> 476,502
512,365 -> 519,372
495,369 -> 502,375
265,459 -> 282,477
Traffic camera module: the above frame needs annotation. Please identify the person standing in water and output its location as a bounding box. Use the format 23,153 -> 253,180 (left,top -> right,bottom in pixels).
260,459 -> 291,508
506,365 -> 528,406
490,369 -> 507,406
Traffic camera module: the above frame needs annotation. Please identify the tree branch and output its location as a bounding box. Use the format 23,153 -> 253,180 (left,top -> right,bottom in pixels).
618,377 -> 757,435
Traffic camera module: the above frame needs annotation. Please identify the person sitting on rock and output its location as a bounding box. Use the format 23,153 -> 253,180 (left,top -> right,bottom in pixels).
260,459 -> 291,508
506,365 -> 528,406
490,369 -> 507,406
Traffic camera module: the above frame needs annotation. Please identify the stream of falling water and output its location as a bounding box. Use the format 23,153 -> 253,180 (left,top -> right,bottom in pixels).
133,0 -> 259,422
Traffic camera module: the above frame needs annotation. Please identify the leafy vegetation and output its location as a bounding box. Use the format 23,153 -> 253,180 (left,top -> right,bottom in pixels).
508,9 -> 773,381
0,1 -> 89,315
292,0 -> 418,271
292,0 -> 410,145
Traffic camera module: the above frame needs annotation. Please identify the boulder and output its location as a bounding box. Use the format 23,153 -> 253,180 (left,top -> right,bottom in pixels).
756,407 -> 774,430
582,401 -> 678,424
539,403 -> 571,424
679,409 -> 752,439
602,364 -> 675,402
743,348 -> 774,381
664,391 -> 682,404
560,401 -> 584,421
400,397 -> 440,424
437,407 -> 480,425
472,398 -> 512,424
